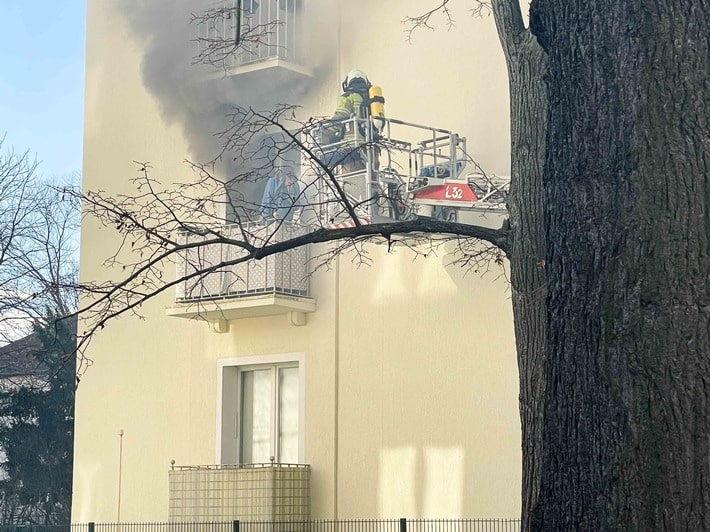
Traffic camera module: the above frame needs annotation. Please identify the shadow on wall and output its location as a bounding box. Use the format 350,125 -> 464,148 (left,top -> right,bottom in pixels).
378,446 -> 465,518
74,461 -> 102,522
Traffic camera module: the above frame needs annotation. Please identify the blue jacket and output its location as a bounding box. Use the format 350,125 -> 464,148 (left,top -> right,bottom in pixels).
260,175 -> 303,222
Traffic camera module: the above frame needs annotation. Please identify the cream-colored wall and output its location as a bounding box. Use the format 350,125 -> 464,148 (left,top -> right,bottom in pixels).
332,245 -> 519,518
338,0 -> 510,174
76,0 -> 202,522
75,0 -> 520,523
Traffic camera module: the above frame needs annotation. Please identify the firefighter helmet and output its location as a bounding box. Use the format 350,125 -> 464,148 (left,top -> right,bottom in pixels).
342,69 -> 369,91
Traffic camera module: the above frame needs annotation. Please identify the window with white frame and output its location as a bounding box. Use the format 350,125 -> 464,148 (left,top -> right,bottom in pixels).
220,358 -> 303,464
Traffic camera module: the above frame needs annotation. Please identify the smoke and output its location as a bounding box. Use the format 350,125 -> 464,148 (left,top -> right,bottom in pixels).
113,0 -> 337,170
108,0 -> 344,224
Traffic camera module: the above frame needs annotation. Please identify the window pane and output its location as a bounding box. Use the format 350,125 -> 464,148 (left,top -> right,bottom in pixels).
241,369 -> 273,463
278,366 -> 299,463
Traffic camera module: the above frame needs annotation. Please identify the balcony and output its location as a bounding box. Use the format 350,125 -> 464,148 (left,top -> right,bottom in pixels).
166,223 -> 316,327
196,0 -> 311,81
169,463 -> 310,523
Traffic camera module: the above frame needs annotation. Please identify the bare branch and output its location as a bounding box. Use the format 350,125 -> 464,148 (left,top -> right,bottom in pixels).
0,138 -> 79,345
470,2 -> 493,18
72,94 -> 510,371
403,1 -> 455,42
403,1 -> 493,42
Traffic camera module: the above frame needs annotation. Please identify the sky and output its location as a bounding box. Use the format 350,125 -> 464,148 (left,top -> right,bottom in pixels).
0,1 -> 86,179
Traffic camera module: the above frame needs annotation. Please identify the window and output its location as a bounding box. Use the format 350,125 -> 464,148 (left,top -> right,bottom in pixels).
219,356 -> 304,464
240,364 -> 299,463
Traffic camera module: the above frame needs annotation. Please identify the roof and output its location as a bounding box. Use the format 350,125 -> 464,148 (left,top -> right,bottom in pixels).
0,316 -> 77,379
0,332 -> 48,378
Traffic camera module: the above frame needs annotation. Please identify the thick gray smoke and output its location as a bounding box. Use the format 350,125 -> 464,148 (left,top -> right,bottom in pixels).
111,0 -> 341,223
114,0 -> 335,170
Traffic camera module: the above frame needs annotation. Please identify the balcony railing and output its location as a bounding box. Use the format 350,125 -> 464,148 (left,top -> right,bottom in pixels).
239,0 -> 300,66
169,223 -> 315,324
196,0 -> 302,72
175,223 -> 310,302
0,518 -> 522,532
169,463 -> 311,523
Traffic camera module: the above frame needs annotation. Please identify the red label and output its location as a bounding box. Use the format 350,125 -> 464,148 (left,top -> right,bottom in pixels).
414,184 -> 478,202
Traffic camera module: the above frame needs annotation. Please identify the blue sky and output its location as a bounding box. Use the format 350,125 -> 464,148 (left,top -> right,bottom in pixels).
0,1 -> 86,179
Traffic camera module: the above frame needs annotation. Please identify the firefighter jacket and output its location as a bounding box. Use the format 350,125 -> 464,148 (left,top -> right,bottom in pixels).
332,89 -> 369,142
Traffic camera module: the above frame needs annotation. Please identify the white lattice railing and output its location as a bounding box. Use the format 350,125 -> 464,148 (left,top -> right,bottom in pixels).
175,223 -> 310,302
196,0 -> 301,70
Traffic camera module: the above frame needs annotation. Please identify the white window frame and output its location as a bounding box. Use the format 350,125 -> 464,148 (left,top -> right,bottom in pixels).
216,352 -> 305,464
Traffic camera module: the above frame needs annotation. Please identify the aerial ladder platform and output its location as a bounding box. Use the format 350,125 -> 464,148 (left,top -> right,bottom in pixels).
306,114 -> 509,230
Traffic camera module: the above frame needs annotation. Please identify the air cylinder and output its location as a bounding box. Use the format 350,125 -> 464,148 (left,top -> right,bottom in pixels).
369,85 -> 385,117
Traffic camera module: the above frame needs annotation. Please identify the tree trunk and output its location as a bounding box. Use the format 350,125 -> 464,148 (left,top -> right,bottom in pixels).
529,0 -> 710,528
492,2 -> 548,528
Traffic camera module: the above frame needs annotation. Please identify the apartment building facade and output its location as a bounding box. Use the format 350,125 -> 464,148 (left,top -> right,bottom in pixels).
73,0 -> 521,522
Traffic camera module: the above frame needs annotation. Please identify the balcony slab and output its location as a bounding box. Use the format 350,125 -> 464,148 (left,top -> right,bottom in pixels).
166,293 -> 316,322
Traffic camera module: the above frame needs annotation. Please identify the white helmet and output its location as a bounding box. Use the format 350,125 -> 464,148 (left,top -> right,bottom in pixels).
343,68 -> 369,90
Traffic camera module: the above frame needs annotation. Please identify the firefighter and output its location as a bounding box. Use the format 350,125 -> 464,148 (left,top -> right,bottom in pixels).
331,69 -> 381,174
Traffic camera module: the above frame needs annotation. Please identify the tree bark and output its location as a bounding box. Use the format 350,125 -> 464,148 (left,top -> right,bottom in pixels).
492,1 -> 548,528
530,0 -> 710,528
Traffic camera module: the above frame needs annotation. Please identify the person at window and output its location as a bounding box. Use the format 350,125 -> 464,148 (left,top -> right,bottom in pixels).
260,164 -> 303,223
331,68 -> 381,174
